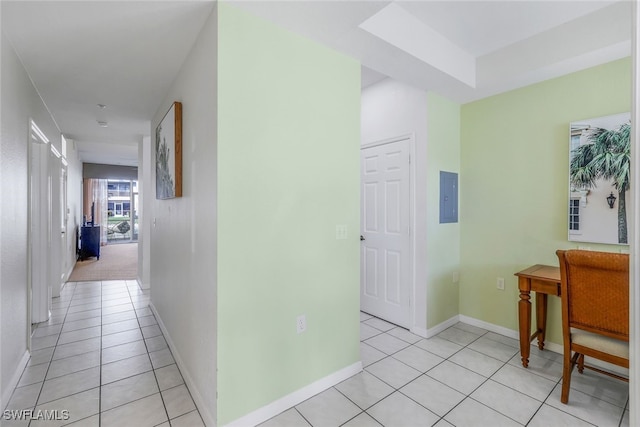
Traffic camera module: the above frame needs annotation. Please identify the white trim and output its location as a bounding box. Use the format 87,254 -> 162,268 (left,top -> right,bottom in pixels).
458,315 -> 519,340
360,133 -> 417,331
423,315 -> 460,338
150,303 -> 215,427
1,350 -> 30,410
458,315 -> 629,376
631,3 -> 640,426
222,361 -> 362,427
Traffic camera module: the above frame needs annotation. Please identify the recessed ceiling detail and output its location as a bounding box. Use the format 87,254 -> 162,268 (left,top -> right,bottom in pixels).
359,3 -> 476,88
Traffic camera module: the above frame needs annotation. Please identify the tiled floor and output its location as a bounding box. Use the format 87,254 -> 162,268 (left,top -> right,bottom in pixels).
3,280 -> 204,427
261,312 -> 630,427
5,287 -> 630,427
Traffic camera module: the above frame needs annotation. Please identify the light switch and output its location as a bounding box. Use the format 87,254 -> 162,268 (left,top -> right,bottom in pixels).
336,224 -> 348,240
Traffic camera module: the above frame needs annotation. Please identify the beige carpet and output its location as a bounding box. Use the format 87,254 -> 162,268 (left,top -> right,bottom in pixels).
68,242 -> 138,282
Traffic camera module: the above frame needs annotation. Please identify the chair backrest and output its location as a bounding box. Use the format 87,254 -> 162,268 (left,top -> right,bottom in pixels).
557,249 -> 629,341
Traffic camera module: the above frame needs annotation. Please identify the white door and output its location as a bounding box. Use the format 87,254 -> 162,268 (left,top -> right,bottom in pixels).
360,138 -> 411,328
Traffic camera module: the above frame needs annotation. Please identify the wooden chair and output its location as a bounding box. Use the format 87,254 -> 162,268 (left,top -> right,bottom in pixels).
556,249 -> 629,404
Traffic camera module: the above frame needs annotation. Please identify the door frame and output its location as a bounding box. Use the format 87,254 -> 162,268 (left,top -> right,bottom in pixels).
361,133 -> 418,330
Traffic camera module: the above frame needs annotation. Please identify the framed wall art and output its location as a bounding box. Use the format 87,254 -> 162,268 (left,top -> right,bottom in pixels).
568,112 -> 630,245
155,101 -> 182,199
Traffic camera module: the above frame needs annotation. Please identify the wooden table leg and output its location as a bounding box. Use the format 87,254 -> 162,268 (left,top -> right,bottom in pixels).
535,292 -> 548,350
518,280 -> 532,368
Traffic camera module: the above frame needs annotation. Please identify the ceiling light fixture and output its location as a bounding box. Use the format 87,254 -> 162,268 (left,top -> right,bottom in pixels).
97,120 -> 108,128
97,104 -> 107,109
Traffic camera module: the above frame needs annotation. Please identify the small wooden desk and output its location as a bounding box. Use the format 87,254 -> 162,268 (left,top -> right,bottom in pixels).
514,264 -> 561,367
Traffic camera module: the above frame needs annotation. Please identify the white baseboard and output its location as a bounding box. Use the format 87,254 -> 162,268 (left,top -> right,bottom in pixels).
1,350 -> 30,411
137,276 -> 149,290
223,361 -> 362,427
457,315 -> 629,376
423,315 -> 460,338
458,315 -> 519,340
149,304 -> 215,427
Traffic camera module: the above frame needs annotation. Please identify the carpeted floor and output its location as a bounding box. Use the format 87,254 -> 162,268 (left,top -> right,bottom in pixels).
68,242 -> 138,282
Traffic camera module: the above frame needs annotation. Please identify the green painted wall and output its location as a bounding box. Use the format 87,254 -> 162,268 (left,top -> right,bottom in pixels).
217,4 -> 361,424
460,58 -> 631,344
427,92 -> 461,327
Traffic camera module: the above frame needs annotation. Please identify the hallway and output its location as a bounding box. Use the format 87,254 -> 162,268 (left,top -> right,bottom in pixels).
3,281 -> 204,426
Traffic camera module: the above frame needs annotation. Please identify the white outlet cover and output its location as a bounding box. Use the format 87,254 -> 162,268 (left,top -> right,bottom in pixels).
296,315 -> 306,334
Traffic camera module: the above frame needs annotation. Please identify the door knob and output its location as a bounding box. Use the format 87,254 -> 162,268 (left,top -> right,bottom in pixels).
360,235 -> 365,241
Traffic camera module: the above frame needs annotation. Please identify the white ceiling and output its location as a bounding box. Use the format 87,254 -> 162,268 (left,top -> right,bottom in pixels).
2,1 -> 631,167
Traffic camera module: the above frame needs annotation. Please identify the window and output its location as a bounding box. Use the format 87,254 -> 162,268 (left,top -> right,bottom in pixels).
569,199 -> 580,232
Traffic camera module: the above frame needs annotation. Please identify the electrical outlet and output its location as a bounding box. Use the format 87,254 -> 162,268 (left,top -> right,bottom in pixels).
496,277 -> 505,290
296,315 -> 306,334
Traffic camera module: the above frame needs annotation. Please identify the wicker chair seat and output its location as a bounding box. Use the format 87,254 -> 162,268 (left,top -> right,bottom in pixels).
571,330 -> 629,360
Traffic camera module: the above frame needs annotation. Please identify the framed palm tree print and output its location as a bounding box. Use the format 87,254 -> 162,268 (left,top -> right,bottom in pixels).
156,102 -> 182,199
569,112 -> 630,245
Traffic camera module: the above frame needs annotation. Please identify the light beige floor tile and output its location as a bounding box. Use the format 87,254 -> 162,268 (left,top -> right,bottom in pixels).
101,353 -> 152,385
360,342 -> 386,368
366,357 -> 421,389
64,414 -> 99,426
162,384 -> 196,419
101,340 -> 147,364
101,302 -> 135,316
342,412 -> 382,427
101,310 -> 137,325
32,387 -> 99,427
449,348 -> 504,377
399,375 -> 465,416
38,367 -> 100,404
528,404 -> 593,427
392,345 -> 444,373
414,336 -> 463,359
46,350 -> 100,379
471,379 -> 542,424
141,324 -> 162,339
100,393 -> 168,427
32,324 -> 63,338
546,383 -> 626,427
484,331 -> 519,348
368,391 -> 439,427
101,318 -> 140,336
364,318 -> 396,332
437,327 -> 481,346
386,327 -> 422,344
491,363 -> 557,402
468,336 -> 519,362
101,328 -> 143,349
145,335 -> 168,352
259,409 -> 311,427
335,371 -> 394,410
296,387 -> 361,427
61,317 -> 102,333
27,347 -> 55,367
507,352 -> 563,382
364,334 -> 411,355
5,382 -> 42,410
17,364 -> 48,387
57,326 -> 101,345
170,410 -> 206,427
52,337 -> 100,361
445,398 -> 520,427
31,335 -> 59,351
360,312 -> 373,322
361,323 -> 382,341
426,360 -> 486,395
137,315 -> 158,327
135,307 -> 153,317
101,371 -> 159,411
66,302 -> 102,314
566,369 -> 629,408
149,348 -> 175,369
155,364 -> 184,391
452,322 -> 488,336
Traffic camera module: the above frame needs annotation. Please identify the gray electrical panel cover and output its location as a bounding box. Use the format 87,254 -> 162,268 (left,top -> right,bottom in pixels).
440,171 -> 458,223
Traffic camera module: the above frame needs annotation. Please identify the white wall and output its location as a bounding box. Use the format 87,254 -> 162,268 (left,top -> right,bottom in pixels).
148,5 -> 217,426
0,31 -> 59,408
138,135 -> 151,290
63,139 -> 83,282
361,78 -> 429,332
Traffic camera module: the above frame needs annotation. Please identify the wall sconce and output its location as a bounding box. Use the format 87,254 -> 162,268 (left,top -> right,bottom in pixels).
606,192 -> 616,209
